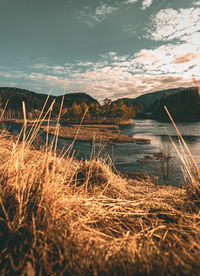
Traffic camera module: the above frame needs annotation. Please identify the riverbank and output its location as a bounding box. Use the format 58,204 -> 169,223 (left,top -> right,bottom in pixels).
0,119 -> 151,144
0,133 -> 200,275
42,124 -> 151,144
61,118 -> 133,125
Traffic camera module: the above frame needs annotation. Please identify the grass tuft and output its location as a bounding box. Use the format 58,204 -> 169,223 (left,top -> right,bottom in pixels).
0,102 -> 200,275
164,105 -> 200,206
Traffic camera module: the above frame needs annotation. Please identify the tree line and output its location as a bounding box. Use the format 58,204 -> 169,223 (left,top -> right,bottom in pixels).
61,98 -> 136,121
149,87 -> 200,122
0,89 -> 137,121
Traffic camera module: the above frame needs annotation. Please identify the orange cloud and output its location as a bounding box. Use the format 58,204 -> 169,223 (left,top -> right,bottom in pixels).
173,53 -> 200,64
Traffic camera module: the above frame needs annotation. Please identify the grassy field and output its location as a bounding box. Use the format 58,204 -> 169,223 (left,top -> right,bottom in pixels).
0,107 -> 200,275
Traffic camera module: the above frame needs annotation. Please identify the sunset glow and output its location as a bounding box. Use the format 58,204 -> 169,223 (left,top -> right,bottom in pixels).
0,0 -> 199,101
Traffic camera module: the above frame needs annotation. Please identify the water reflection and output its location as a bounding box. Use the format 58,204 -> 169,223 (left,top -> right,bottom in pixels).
116,120 -> 200,186
50,119 -> 200,186
5,119 -> 200,187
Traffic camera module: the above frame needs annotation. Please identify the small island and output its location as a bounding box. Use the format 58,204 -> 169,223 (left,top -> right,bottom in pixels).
41,123 -> 151,144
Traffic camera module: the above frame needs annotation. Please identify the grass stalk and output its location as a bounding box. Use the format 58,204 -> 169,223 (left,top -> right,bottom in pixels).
164,105 -> 200,203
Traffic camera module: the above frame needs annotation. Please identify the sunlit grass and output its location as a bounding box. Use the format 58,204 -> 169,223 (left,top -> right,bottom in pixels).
165,106 -> 200,204
164,76 -> 200,205
0,98 -> 200,275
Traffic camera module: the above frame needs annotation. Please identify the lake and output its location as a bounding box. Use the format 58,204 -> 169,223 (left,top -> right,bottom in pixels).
5,119 -> 200,186
55,119 -> 200,186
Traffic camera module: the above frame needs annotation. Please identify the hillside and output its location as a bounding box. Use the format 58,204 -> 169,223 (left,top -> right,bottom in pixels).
114,87 -> 186,112
149,87 -> 200,121
0,86 -> 199,122
114,87 -> 200,122
0,87 -> 99,119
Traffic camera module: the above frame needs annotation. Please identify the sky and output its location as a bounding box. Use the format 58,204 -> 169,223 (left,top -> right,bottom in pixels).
0,0 -> 200,102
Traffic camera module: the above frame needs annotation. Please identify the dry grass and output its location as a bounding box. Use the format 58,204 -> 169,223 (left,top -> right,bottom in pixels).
164,106 -> 200,205
0,105 -> 200,275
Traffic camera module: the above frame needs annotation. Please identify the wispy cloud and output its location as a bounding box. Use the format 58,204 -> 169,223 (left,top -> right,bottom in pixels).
142,0 -> 153,10
134,45 -> 200,75
28,72 -> 64,85
60,46 -> 199,100
79,4 -> 118,27
146,7 -> 200,42
0,71 -> 28,79
1,41 -> 199,101
4,29 -> 200,100
30,63 -> 65,75
193,1 -> 200,6
125,0 -> 138,4
172,53 -> 200,64
123,23 -> 141,35
0,68 -> 65,94
95,4 -> 117,21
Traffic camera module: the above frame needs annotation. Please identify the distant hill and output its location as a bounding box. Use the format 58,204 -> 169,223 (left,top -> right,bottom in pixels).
56,93 -> 99,108
0,86 -> 199,122
114,87 -> 187,112
149,87 -> 200,122
114,87 -> 200,121
0,87 -> 99,119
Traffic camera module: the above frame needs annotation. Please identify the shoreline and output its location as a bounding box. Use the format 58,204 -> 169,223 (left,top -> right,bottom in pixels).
0,119 -> 151,144
41,124 -> 151,144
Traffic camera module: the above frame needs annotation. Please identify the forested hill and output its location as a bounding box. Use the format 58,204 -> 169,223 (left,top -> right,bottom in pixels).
114,86 -> 200,122
0,86 -> 199,122
114,87 -> 186,112
148,87 -> 200,122
0,87 -> 99,119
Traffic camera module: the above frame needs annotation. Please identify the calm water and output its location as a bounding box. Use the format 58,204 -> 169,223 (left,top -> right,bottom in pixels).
6,119 -> 200,186
55,119 -> 200,186
118,120 -> 200,185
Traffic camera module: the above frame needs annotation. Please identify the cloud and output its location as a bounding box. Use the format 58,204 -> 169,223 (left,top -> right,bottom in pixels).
132,44 -> 200,76
125,0 -> 138,4
28,72 -> 64,87
142,0 -> 153,10
133,49 -> 162,64
0,71 -> 28,79
57,46 -> 198,101
172,53 -> 200,64
0,68 -> 66,96
29,63 -> 66,76
95,4 -> 117,21
30,63 -> 75,76
124,23 -> 141,35
79,4 -> 118,27
71,73 -> 194,101
125,0 -> 153,10
0,81 -> 18,88
193,1 -> 200,5
1,40 -> 199,101
147,7 -> 200,42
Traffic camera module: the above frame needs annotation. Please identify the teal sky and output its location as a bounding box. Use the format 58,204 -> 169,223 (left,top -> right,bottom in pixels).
0,0 -> 200,101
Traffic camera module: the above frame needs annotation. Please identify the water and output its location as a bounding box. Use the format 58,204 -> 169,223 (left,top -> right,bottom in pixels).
5,119 -> 200,186
120,119 -> 200,163
55,119 -> 200,186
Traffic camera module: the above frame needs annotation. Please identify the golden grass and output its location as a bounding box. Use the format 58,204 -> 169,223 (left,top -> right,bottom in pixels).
164,105 -> 200,205
0,100 -> 199,275
192,75 -> 200,96
0,119 -> 200,275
